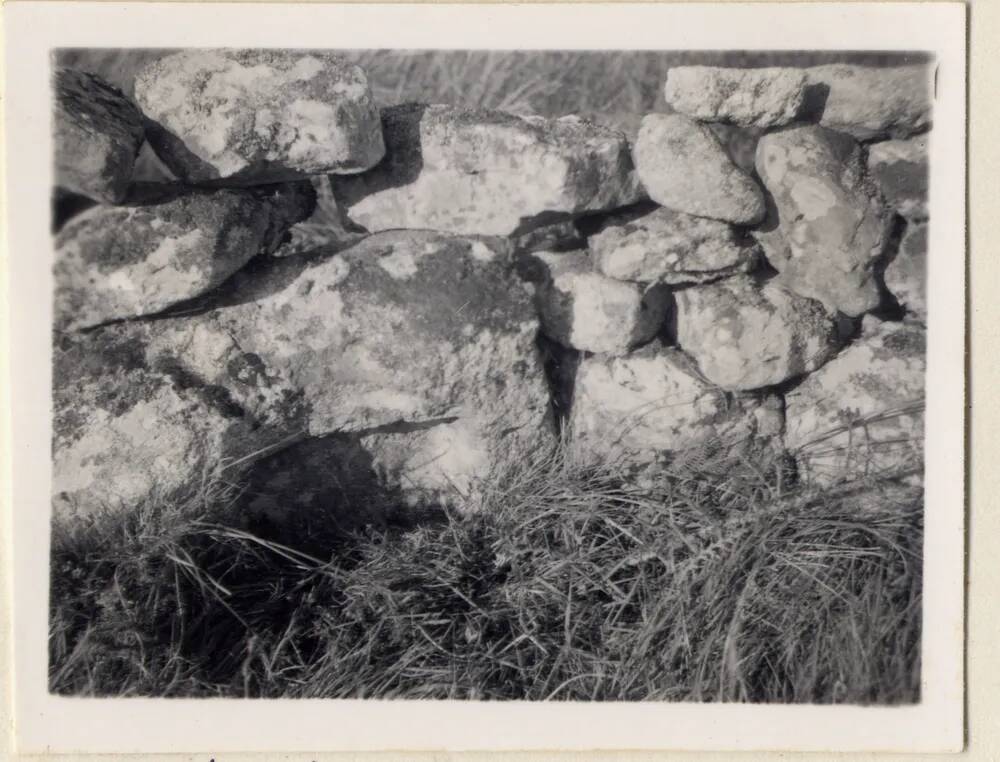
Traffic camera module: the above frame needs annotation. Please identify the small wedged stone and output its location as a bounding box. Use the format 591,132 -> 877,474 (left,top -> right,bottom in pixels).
804,63 -> 934,141
333,104 -> 644,237
134,50 -> 385,185
54,68 -> 146,204
54,182 -> 316,330
785,317 -> 925,485
674,275 -> 843,391
755,126 -> 892,316
664,66 -> 808,128
526,250 -> 670,355
866,136 -> 929,221
588,206 -> 759,284
53,230 -> 554,517
633,113 -> 765,225
569,340 -> 783,467
883,221 -> 927,321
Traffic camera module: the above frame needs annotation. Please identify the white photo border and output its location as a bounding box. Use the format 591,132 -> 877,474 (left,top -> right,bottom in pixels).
4,1 -> 967,754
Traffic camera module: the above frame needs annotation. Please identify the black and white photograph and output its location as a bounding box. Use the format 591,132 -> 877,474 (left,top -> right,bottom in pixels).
4,1 -> 968,755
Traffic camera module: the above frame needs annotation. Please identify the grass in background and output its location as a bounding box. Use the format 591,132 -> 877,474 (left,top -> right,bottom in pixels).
50,433 -> 922,702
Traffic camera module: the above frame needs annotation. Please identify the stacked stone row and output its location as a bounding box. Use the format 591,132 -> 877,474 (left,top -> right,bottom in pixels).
51,51 -> 931,521
533,64 -> 930,484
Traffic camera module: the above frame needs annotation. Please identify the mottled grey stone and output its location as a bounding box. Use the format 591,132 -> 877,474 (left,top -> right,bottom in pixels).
633,113 -> 765,224
334,104 -> 644,236
134,50 -> 385,185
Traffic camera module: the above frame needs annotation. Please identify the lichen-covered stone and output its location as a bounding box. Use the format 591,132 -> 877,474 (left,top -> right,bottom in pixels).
785,317 -> 925,485
569,341 -> 784,466
54,182 -> 316,330
333,104 -> 644,236
866,136 -> 929,221
805,63 -> 934,141
52,329 -> 297,519
664,66 -> 808,128
633,113 -> 765,225
588,206 -> 759,284
134,50 -> 385,185
525,250 -> 669,355
755,126 -> 892,316
53,230 -> 554,517
884,221 -> 927,321
54,68 -> 145,204
674,275 -> 842,391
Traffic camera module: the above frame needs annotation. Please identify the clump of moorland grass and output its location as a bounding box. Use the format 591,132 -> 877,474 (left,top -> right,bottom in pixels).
49,435 -> 922,703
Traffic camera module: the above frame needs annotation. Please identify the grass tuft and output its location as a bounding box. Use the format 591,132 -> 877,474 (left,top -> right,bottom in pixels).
50,435 -> 922,702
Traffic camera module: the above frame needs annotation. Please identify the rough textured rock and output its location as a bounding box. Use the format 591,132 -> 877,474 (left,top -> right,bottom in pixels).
785,317 -> 925,484
664,66 -> 808,128
569,340 -> 784,466
525,251 -> 669,355
755,126 -> 892,316
588,206 -> 759,284
883,221 -> 927,321
707,123 -> 762,176
633,113 -> 765,224
54,68 -> 146,204
52,331 -> 296,519
804,64 -> 934,141
333,104 -> 644,236
54,182 -> 316,330
674,275 -> 842,391
866,136 -> 929,221
53,230 -> 554,517
134,50 -> 385,185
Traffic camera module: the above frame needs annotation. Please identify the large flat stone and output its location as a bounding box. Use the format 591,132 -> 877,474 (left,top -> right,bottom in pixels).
53,230 -> 554,517
54,182 -> 316,330
804,63 -> 934,141
333,104 -> 644,236
664,66 -> 808,128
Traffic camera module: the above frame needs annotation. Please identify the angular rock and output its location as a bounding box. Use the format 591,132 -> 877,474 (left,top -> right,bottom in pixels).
664,66 -> 808,128
674,275 -> 842,391
588,206 -> 759,284
526,250 -> 670,355
52,330 -> 297,520
54,182 -> 316,330
333,104 -> 645,237
633,113 -> 765,225
866,136 -> 929,221
53,230 -> 554,517
755,126 -> 892,316
569,340 -> 784,466
134,50 -> 385,185
54,68 -> 145,204
804,63 -> 934,141
883,221 -> 928,321
785,317 -> 925,485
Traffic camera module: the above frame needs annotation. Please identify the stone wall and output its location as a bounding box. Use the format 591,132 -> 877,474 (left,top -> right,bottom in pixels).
52,50 -> 932,521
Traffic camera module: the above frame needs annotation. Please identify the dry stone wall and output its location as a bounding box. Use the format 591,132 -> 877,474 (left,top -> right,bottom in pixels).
51,51 -> 933,521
